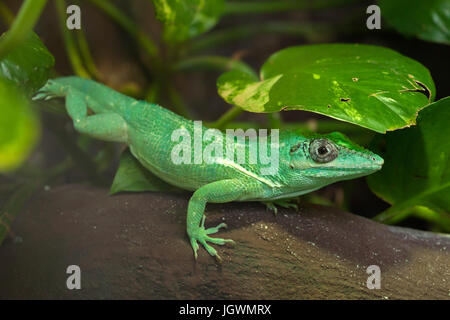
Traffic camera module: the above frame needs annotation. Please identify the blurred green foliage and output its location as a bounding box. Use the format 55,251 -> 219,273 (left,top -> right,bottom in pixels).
153,0 -> 225,43
368,97 -> 450,231
379,0 -> 450,45
0,32 -> 54,96
0,78 -> 39,172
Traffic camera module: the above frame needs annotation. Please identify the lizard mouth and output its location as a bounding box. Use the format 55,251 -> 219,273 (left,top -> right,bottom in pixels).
307,158 -> 384,174
318,165 -> 382,172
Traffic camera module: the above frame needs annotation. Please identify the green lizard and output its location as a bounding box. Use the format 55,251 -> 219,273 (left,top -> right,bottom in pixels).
34,77 -> 384,261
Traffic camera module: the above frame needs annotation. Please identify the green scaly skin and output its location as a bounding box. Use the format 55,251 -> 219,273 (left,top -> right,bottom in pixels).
34,77 -> 384,261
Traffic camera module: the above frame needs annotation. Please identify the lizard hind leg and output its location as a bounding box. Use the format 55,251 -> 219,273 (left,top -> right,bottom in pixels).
262,198 -> 299,215
33,79 -> 67,101
66,91 -> 128,143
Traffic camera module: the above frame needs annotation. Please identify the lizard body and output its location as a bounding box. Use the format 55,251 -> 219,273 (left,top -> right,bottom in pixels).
35,77 -> 384,260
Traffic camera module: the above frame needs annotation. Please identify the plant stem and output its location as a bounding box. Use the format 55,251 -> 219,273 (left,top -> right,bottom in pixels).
188,22 -> 335,54
175,55 -> 258,79
267,112 -> 282,128
145,81 -> 161,103
374,204 -> 450,232
167,84 -> 190,119
76,29 -> 100,79
174,55 -> 258,125
0,2 -> 14,27
225,0 -> 359,15
374,180 -> 450,226
55,0 -> 90,78
208,105 -> 243,130
87,0 -> 159,62
0,0 -> 48,60
412,206 -> 450,232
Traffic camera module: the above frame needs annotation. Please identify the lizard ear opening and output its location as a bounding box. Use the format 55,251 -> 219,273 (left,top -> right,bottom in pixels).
289,142 -> 301,154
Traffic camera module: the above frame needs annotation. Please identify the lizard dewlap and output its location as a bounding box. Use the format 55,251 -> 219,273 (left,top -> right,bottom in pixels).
34,77 -> 384,261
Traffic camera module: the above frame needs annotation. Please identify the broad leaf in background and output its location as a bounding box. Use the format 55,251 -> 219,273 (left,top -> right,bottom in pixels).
367,97 -> 450,230
217,44 -> 435,133
152,0 -> 225,43
0,32 -> 54,96
0,78 -> 40,172
379,0 -> 450,45
110,149 -> 181,195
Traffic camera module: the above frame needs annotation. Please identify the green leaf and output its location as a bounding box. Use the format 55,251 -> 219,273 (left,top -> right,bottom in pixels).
152,0 -> 225,43
0,31 -> 54,96
217,44 -> 436,133
110,149 -> 181,195
0,78 -> 40,172
367,97 -> 450,228
379,0 -> 450,45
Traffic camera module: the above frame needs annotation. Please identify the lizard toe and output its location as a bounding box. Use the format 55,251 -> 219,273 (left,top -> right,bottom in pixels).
189,225 -> 234,260
190,237 -> 199,260
205,222 -> 227,235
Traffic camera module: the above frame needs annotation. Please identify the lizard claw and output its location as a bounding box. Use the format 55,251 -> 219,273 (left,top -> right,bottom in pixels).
262,198 -> 299,215
262,201 -> 278,214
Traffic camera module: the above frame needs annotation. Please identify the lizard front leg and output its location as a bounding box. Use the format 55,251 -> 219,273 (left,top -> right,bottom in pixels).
187,178 -> 264,261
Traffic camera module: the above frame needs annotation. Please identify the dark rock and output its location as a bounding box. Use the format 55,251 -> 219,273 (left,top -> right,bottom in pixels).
0,184 -> 448,299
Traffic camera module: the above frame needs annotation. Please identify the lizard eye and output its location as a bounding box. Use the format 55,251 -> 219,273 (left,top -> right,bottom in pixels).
309,139 -> 338,163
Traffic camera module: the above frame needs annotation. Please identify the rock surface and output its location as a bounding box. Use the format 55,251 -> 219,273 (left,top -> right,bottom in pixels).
0,184 -> 449,299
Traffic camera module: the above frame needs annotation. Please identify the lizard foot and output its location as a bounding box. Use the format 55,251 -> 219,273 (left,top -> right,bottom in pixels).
262,198 -> 299,215
32,80 -> 62,101
189,216 -> 235,262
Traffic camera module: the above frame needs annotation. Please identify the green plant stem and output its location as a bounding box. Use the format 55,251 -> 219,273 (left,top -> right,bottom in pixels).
267,112 -> 282,128
374,204 -> 450,232
225,0 -> 359,15
374,180 -> 450,226
188,22 -> 338,54
0,0 -> 48,60
175,55 -> 258,79
76,30 -> 100,79
208,106 -> 243,130
87,0 -> 159,62
174,55 -> 257,125
55,0 -> 90,78
0,2 -> 14,27
167,84 -> 190,119
412,206 -> 450,232
145,81 -> 161,103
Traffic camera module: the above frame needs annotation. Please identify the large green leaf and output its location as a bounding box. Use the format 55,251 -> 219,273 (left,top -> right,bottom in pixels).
152,0 -> 225,43
367,97 -> 450,228
0,31 -> 54,96
110,149 -> 181,195
217,44 -> 435,133
379,0 -> 450,45
0,78 -> 40,172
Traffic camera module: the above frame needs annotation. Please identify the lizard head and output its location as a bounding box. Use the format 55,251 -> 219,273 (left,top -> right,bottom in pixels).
286,131 -> 383,182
